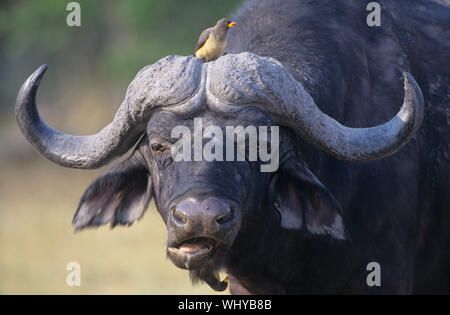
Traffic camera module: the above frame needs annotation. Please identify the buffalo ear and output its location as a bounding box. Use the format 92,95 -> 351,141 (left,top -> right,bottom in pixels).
271,156 -> 347,240
73,162 -> 153,231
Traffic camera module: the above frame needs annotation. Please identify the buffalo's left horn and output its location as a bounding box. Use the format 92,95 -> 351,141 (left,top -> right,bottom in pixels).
15,65 -> 147,169
211,54 -> 424,161
276,72 -> 425,161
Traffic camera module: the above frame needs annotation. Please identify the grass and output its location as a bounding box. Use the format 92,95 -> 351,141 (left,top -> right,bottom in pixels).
0,157 -> 222,295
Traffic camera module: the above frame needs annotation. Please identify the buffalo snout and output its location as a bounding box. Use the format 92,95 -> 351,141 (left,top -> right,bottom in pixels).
166,197 -> 241,270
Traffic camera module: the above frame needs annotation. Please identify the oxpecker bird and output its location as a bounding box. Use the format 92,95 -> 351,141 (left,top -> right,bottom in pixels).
194,18 -> 236,62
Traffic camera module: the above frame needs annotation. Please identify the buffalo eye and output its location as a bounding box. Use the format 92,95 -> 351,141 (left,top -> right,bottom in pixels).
151,143 -> 169,153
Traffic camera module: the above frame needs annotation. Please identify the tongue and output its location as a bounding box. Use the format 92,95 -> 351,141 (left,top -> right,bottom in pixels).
179,239 -> 212,253
179,243 -> 204,253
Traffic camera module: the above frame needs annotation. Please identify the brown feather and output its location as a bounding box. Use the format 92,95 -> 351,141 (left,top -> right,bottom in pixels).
194,27 -> 213,53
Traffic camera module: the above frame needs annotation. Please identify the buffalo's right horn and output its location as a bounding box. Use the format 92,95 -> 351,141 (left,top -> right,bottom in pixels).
15,65 -> 146,169
15,56 -> 204,169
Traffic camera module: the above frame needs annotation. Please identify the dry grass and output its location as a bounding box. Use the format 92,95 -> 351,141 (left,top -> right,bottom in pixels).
0,134 -> 222,295
0,76 -> 228,294
0,159 -> 223,294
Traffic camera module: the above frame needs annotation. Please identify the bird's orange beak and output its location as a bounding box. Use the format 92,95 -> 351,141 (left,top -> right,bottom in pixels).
228,21 -> 237,28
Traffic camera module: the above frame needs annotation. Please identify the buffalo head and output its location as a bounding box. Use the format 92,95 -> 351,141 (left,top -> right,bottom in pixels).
15,53 -> 424,291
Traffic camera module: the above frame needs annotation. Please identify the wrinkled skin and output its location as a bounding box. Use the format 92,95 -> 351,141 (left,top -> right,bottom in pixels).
74,107 -> 346,291
148,109 -> 269,289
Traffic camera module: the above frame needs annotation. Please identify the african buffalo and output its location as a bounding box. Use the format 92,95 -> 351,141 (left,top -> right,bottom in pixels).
15,0 -> 449,294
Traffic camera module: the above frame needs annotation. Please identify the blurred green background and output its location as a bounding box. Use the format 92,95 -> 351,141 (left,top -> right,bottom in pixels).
0,0 -> 242,294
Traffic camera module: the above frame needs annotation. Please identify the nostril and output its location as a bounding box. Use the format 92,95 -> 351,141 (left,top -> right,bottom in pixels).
216,206 -> 235,225
171,206 -> 187,225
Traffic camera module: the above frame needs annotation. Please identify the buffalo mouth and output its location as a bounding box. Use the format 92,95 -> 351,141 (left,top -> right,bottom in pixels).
167,237 -> 217,270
